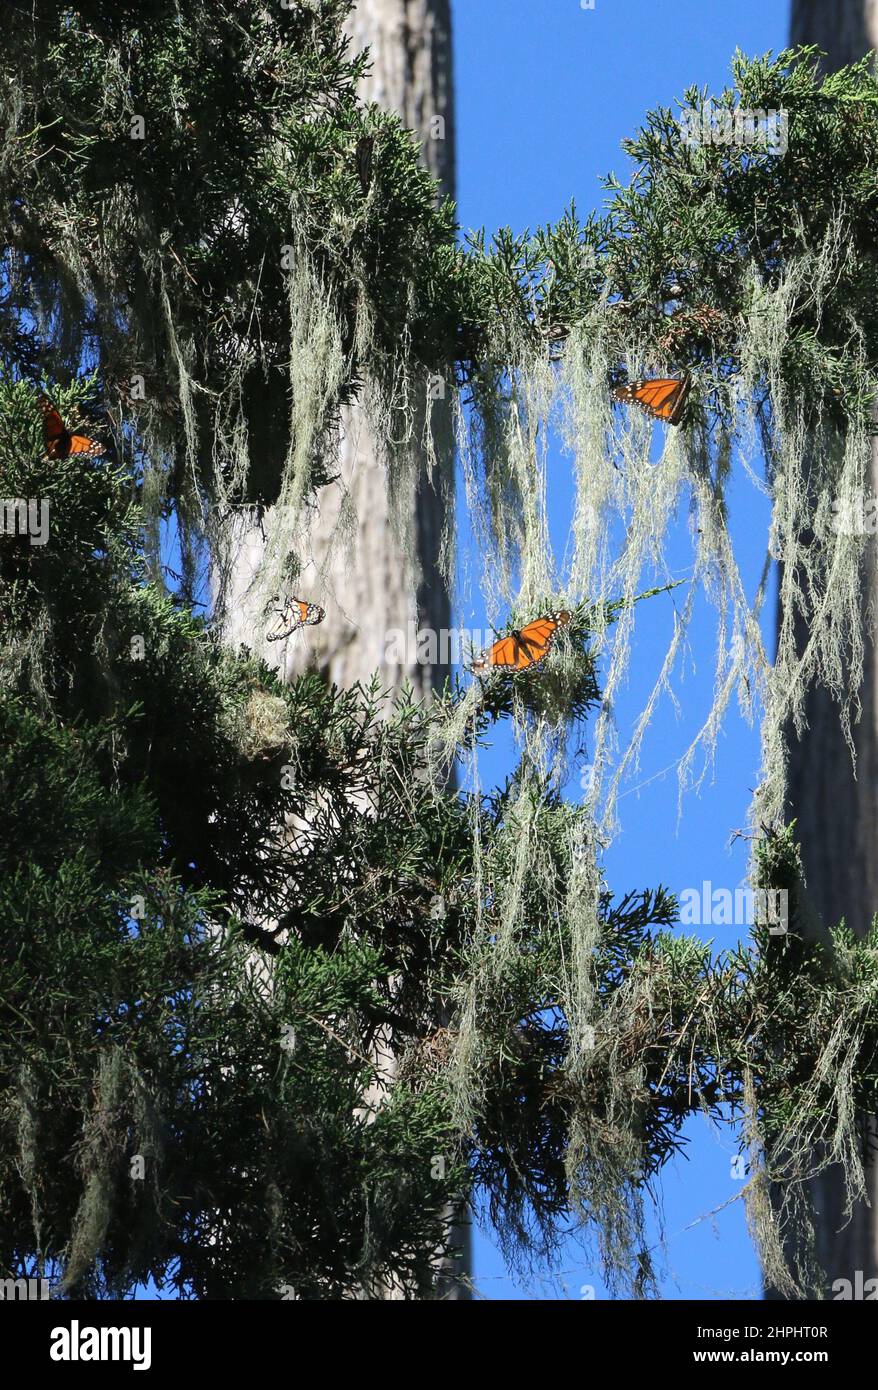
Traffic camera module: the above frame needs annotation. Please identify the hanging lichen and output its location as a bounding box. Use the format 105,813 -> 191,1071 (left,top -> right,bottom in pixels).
6,8 -> 878,1299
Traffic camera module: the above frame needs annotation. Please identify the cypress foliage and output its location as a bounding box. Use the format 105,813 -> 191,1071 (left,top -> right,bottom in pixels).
4,6 -> 878,1297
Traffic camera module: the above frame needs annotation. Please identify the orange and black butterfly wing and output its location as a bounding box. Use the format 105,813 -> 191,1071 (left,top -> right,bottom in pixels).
514,611 -> 572,669
296,599 -> 325,630
38,396 -> 104,458
614,375 -> 690,425
660,375 -> 690,424
266,597 -> 325,641
487,634 -> 520,669
474,610 -> 571,672
266,600 -> 305,641
65,432 -> 105,457
472,633 -> 511,671
38,397 -> 70,458
515,618 -> 560,669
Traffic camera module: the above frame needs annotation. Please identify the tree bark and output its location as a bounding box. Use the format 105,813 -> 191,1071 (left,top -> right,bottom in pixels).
222,0 -> 455,703
778,0 -> 878,1296
790,0 -> 877,61
220,0 -> 467,1297
283,0 -> 455,696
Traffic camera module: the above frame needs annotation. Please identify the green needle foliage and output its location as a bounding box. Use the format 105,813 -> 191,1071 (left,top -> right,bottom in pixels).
4,4 -> 878,1299
0,370 -> 675,1297
1,371 -> 878,1300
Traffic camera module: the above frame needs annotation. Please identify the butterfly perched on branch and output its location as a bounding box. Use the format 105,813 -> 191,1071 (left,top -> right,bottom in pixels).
613,374 -> 691,426
473,610 -> 571,673
38,396 -> 105,458
265,596 -> 325,642
355,134 -> 374,194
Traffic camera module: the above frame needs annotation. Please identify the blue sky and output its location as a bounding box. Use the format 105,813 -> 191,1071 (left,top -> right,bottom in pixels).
452,0 -> 790,1299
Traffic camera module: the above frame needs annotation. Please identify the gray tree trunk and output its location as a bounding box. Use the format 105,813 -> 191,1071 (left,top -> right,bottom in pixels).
283,0 -> 455,696
220,0 -> 467,1297
222,0 -> 454,703
337,2 -> 467,1299
778,0 -> 878,1295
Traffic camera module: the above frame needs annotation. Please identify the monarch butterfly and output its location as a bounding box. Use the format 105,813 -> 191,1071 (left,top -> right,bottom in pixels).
38,396 -> 105,458
265,596 -> 325,642
613,374 -> 691,426
355,134 -> 374,194
472,610 -> 571,673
